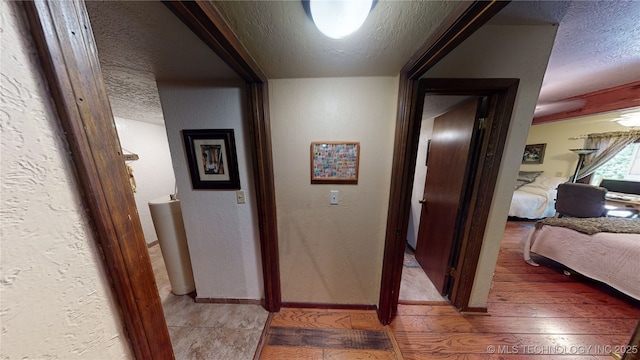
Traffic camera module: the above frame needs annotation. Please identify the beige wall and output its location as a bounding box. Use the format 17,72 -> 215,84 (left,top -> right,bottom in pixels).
158,82 -> 264,300
114,117 -> 176,244
423,24 -> 558,308
521,112 -> 629,177
270,77 -> 398,305
0,2 -> 131,358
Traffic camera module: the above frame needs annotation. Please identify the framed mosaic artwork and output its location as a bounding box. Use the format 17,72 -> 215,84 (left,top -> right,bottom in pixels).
310,142 -> 360,185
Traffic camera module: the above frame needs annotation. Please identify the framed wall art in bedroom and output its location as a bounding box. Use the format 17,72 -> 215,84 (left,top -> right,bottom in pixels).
522,143 -> 546,164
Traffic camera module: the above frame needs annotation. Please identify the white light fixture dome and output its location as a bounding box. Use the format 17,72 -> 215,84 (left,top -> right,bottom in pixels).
309,0 -> 373,39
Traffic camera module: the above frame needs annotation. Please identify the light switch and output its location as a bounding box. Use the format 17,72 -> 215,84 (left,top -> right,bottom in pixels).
236,190 -> 246,204
330,190 -> 339,205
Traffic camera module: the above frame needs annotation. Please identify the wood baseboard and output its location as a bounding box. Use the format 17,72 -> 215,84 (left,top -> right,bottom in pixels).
282,302 -> 377,311
147,240 -> 159,248
397,300 -> 449,306
461,306 -> 488,315
195,297 -> 263,306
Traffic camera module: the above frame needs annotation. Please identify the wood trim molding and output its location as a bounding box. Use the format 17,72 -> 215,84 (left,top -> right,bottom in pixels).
397,300 -> 449,306
444,79 -> 519,311
24,0 -> 280,357
163,1 -> 267,83
461,307 -> 489,315
377,0 -> 511,325
402,1 -> 510,79
164,2 -> 281,312
282,302 -> 378,311
195,297 -> 263,305
533,81 -> 640,124
246,83 -> 282,312
378,75 -> 422,324
23,1 -> 172,358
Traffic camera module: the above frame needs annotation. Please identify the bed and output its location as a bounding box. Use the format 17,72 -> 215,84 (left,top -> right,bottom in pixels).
523,217 -> 640,301
509,173 -> 567,219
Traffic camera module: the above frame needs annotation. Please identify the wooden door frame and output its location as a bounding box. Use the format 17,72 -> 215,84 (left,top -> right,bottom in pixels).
23,0 -> 280,358
162,0 -> 281,315
377,1 -> 513,325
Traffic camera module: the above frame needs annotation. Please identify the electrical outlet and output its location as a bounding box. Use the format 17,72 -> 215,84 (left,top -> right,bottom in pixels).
555,172 -> 563,177
330,190 -> 338,205
236,190 -> 246,204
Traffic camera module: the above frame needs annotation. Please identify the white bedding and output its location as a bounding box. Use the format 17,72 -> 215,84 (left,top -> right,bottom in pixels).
523,225 -> 640,301
509,176 -> 567,219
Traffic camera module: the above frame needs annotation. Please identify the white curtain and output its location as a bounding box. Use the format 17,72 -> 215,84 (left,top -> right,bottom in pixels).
577,130 -> 640,180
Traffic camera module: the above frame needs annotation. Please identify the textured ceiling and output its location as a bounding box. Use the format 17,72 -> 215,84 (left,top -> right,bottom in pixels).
87,0 -> 640,125
540,1 -> 640,104
86,1 -> 239,125
212,0 -> 460,78
493,1 -> 640,117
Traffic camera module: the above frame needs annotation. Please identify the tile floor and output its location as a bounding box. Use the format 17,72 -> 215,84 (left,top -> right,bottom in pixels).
148,244 -> 268,359
399,247 -> 446,303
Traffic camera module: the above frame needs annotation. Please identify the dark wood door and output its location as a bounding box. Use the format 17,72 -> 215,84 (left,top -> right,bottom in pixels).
414,98 -> 480,295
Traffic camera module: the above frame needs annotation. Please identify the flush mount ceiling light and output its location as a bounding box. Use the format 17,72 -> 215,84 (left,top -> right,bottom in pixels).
305,0 -> 374,39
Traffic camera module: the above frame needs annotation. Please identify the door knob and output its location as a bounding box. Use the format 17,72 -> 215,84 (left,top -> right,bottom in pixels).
419,199 -> 427,204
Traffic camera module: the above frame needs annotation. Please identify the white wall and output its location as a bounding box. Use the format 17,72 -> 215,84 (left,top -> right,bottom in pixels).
521,112 -> 629,177
423,24 -> 558,308
406,117 -> 434,249
115,117 -> 176,244
0,2 -> 131,358
157,82 -> 263,300
270,77 -> 398,305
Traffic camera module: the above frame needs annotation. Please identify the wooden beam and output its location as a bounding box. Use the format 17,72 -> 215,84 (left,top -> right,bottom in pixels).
533,81 -> 640,124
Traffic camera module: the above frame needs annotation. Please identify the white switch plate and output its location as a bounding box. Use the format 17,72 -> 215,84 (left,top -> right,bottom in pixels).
330,190 -> 338,205
236,190 -> 246,204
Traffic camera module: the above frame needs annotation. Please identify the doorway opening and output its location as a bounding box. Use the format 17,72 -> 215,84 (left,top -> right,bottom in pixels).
380,78 -> 520,324
399,95 -> 474,304
24,1 -> 279,357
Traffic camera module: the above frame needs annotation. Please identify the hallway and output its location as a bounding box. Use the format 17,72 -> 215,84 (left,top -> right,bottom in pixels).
150,221 -> 639,359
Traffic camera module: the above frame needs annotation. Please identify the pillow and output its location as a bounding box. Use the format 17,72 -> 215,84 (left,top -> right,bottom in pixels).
515,179 -> 529,190
517,171 -> 543,183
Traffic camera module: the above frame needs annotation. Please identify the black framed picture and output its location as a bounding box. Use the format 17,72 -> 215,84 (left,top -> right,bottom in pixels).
182,129 -> 240,190
522,143 -> 546,164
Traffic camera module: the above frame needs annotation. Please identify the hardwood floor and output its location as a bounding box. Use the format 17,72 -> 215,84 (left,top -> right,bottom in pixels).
391,221 -> 640,360
257,221 -> 639,359
258,308 -> 403,359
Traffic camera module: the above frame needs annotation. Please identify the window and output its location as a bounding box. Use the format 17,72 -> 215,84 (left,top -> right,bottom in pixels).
590,142 -> 640,185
